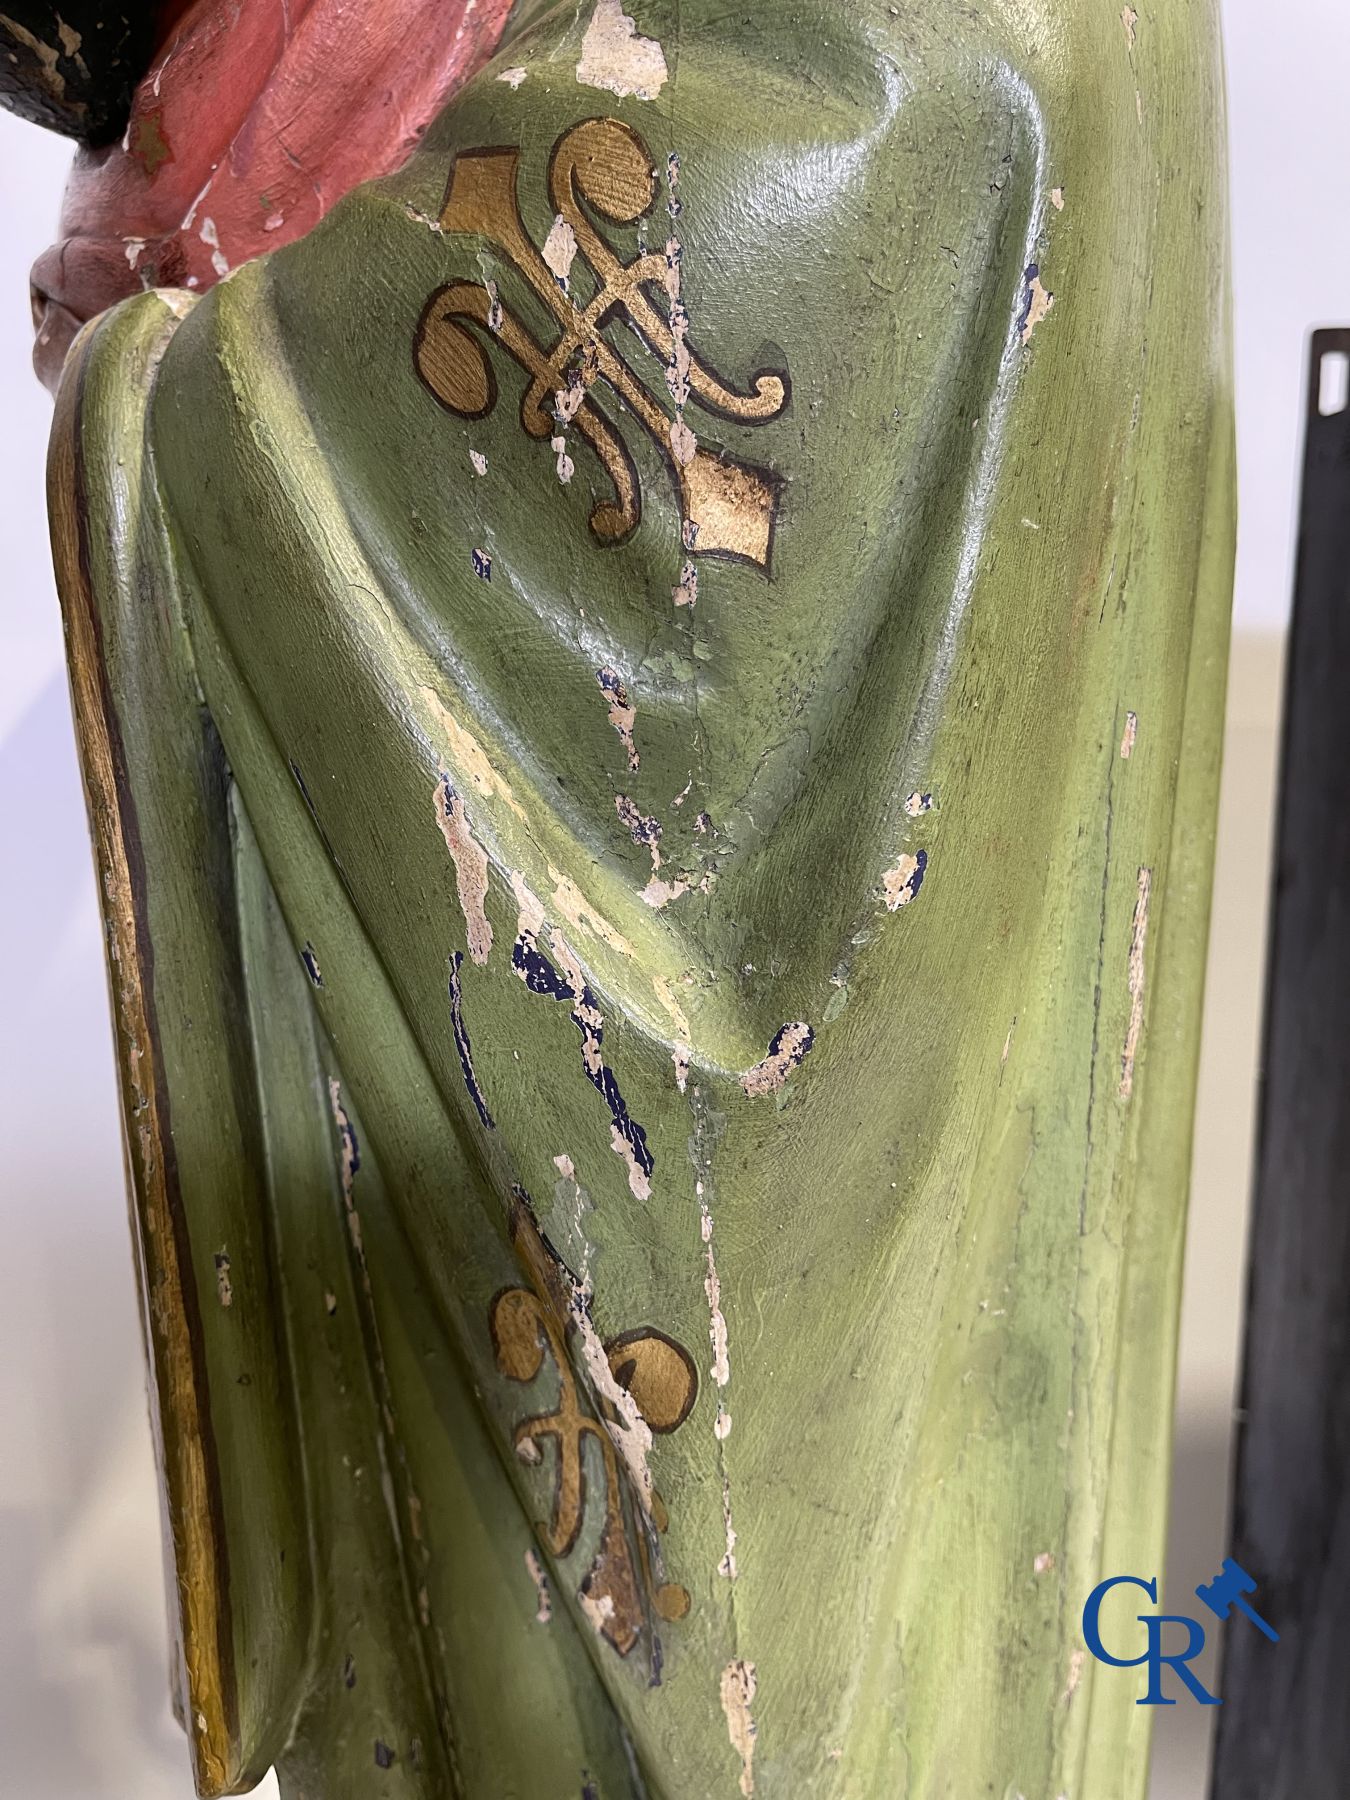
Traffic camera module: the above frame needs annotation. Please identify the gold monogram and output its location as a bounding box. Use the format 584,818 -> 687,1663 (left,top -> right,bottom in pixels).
415,117 -> 789,567
490,1197 -> 695,1657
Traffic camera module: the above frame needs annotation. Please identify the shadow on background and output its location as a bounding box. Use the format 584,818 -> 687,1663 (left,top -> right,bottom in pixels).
0,672 -> 200,1797
1149,1414 -> 1234,1800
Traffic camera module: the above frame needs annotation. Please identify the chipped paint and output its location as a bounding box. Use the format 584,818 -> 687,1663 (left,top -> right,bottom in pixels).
301,942 -> 324,987
555,369 -> 586,425
741,1021 -> 814,1097
719,1473 -> 738,1578
608,1125 -> 651,1201
642,871 -> 696,908
1119,865 -> 1152,1099
433,775 -> 493,965
470,449 -> 488,475
571,1286 -> 657,1509
511,870 -> 547,939
659,149 -> 704,537
552,1151 -> 593,1288
511,913 -> 654,1198
543,215 -> 579,290
550,435 -> 576,483
576,0 -> 668,102
1064,1647 -> 1087,1703
1019,265 -> 1055,345
549,865 -> 635,955
405,201 -> 446,237
673,560 -> 699,608
155,289 -> 196,320
449,953 -> 495,1128
653,973 -> 691,1039
485,279 -> 503,333
1050,186 -> 1065,210
1120,710 -> 1138,759
700,1184 -> 732,1438
472,547 -> 492,580
497,65 -> 528,88
597,667 -> 639,771
420,686 -> 527,821
701,1199 -> 730,1388
720,1660 -> 758,1797
329,1077 -> 361,1207
1034,1551 -> 1056,1575
494,1199 -> 693,1646
2,15 -> 66,99
616,794 -> 663,868
214,1252 -> 233,1309
673,1047 -> 690,1093
1121,5 -> 1137,48
670,418 -> 697,465
903,791 -> 934,816
198,216 -> 230,279
525,1548 -> 553,1623
579,1588 -> 616,1635
883,848 -> 928,910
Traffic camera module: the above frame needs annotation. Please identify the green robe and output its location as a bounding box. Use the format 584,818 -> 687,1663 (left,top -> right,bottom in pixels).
47,1 -> 1234,1793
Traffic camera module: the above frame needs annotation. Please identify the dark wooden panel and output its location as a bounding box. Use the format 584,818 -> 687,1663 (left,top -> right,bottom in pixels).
1213,329 -> 1350,1796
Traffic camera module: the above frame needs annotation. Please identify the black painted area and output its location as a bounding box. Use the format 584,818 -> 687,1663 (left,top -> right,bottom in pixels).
0,3 -> 155,142
512,933 -> 654,1183
1212,330 -> 1350,1798
449,952 -> 495,1130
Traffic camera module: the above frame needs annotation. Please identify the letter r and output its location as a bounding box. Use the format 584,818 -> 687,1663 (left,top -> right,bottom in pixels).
1138,1614 -> 1221,1706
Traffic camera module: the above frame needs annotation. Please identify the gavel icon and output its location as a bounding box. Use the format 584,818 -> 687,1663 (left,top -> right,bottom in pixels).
1195,1558 -> 1279,1642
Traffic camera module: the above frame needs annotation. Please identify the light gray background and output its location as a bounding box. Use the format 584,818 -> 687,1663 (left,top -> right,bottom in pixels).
1,3 -> 1344,1791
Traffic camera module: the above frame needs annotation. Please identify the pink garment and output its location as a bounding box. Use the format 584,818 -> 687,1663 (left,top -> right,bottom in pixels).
32,0 -> 514,388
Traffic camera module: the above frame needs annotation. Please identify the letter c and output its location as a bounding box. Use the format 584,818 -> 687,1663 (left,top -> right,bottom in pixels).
1082,1574 -> 1158,1667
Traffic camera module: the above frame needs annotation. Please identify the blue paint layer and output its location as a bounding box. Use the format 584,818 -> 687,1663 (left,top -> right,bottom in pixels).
449,951 -> 495,1129
512,934 -> 654,1184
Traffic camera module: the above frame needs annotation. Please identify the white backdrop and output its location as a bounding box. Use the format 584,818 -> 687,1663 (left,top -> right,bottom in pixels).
1,3 -> 1345,1792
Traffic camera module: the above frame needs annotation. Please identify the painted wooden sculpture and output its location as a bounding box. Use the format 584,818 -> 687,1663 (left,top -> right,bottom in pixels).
7,0 -> 1235,1794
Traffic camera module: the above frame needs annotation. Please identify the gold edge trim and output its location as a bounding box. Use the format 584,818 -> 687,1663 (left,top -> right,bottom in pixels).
47,334 -> 236,1796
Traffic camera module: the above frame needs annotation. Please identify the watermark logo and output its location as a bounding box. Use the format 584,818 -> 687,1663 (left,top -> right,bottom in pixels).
1082,1558 -> 1278,1704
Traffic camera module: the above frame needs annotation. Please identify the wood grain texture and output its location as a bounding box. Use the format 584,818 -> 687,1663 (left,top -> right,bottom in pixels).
44,1 -> 1235,1793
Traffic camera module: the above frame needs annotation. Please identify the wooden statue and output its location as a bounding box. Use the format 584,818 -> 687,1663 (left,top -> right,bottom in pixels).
6,0 -> 1235,1793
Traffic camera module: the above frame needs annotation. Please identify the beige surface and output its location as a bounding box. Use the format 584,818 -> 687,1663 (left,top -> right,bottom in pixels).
1149,632 -> 1286,1799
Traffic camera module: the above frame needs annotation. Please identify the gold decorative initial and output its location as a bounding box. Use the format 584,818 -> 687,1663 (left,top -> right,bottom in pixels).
414,118 -> 790,568
489,1196 -> 695,1657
